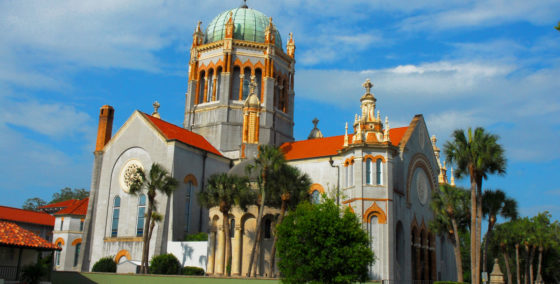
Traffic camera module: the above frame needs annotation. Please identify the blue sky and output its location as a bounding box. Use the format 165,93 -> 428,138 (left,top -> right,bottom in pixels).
0,0 -> 559,220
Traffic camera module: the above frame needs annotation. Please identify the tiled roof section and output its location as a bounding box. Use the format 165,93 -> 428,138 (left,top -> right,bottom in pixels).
141,113 -> 222,157
0,206 -> 54,227
0,221 -> 60,250
54,198 -> 88,216
280,127 -> 408,161
38,199 -> 79,209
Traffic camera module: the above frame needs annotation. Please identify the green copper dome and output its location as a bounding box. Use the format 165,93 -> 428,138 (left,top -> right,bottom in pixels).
205,8 -> 283,49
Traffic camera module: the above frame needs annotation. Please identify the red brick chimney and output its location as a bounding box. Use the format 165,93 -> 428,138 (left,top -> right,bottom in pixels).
95,105 -> 114,152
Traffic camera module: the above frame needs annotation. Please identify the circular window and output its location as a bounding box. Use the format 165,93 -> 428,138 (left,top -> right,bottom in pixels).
119,160 -> 143,193
416,169 -> 429,205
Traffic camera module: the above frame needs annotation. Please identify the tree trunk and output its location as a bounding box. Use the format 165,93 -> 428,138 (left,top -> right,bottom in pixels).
529,246 -> 535,284
247,172 -> 267,277
221,209 -> 231,276
524,244 -> 530,284
141,197 -> 154,274
536,246 -> 543,283
502,245 -> 512,284
515,244 -> 520,284
269,199 -> 287,277
475,180 -> 483,284
469,169 -> 478,284
483,218 -> 496,273
451,218 -> 464,283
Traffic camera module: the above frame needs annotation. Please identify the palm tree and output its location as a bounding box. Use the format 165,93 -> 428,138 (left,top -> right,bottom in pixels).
129,163 -> 178,274
197,173 -> 256,276
444,127 -> 506,284
531,212 -> 556,283
429,184 -> 470,282
268,164 -> 312,277
482,189 -> 518,274
491,222 -> 514,284
246,145 -> 286,277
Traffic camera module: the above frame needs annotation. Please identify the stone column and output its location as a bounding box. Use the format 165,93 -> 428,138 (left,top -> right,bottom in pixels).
232,225 -> 242,276
215,225 -> 225,275
206,230 -> 216,274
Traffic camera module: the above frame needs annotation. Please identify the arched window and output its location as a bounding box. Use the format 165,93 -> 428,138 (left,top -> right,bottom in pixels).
56,243 -> 61,266
73,243 -> 81,267
376,159 -> 383,185
255,68 -> 262,100
345,166 -> 349,187
137,194 -> 146,237
232,66 -> 241,100
230,218 -> 235,238
311,190 -> 320,204
242,67 -> 251,100
215,67 -> 222,101
185,182 -> 194,234
349,163 -> 354,186
264,219 -> 272,239
111,196 -> 120,237
206,69 -> 214,102
366,159 -> 373,185
198,70 -> 206,104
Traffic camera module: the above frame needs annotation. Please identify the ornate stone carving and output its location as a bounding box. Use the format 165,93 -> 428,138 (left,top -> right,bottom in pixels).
119,160 -> 143,193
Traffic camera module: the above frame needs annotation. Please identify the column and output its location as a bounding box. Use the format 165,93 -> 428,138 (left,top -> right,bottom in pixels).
215,225 -> 225,275
207,230 -> 216,274
232,225 -> 243,276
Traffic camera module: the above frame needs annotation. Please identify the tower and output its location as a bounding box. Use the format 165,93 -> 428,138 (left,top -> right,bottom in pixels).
184,4 -> 296,159
95,105 -> 114,152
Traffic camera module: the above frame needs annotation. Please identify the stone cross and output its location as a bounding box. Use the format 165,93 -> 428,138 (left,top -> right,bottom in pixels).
363,79 -> 373,94
152,101 -> 161,118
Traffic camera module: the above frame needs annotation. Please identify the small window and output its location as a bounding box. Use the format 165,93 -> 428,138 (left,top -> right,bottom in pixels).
60,220 -> 64,231
366,159 -> 372,185
345,166 -> 349,187
264,219 -> 272,239
349,164 -> 354,186
56,243 -> 61,266
79,220 -> 84,232
185,183 -> 193,234
311,190 -> 320,204
112,196 -> 121,237
73,243 -> 81,267
137,195 -> 146,237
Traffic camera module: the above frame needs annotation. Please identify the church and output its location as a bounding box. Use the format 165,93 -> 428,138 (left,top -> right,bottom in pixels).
73,3 -> 458,282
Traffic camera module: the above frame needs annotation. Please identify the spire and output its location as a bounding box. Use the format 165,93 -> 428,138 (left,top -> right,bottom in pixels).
265,17 -> 275,44
308,118 -> 324,139
192,21 -> 204,47
384,116 -> 391,142
287,32 -> 296,58
152,101 -> 161,119
363,79 -> 373,94
343,122 -> 349,147
225,12 -> 234,39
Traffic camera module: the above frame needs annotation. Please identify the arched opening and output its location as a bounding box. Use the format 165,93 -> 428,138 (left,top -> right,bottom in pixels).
368,215 -> 381,280
242,67 -> 252,100
215,67 -> 222,101
137,194 -> 146,237
396,221 -> 404,271
207,69 -> 214,102
376,159 -> 383,185
111,196 -> 120,237
198,70 -> 206,104
255,68 -> 263,101
232,66 -> 241,100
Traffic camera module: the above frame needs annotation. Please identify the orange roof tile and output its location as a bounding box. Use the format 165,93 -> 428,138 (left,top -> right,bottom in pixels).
54,198 -> 88,216
0,206 -> 54,227
0,221 -> 60,250
142,113 -> 222,157
280,127 -> 408,161
38,199 -> 79,209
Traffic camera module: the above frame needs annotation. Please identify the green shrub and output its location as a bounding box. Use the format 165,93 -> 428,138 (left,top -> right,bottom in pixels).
149,253 -> 181,275
92,256 -> 117,272
21,262 -> 47,284
184,232 -> 208,241
182,266 -> 205,275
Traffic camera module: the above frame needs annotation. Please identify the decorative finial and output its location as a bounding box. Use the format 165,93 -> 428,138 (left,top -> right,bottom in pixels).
312,118 -> 319,128
249,75 -> 257,95
307,117 -> 323,139
241,0 -> 248,8
152,101 -> 160,119
362,78 -> 373,94
344,122 -> 349,147
196,21 -> 202,32
289,32 -> 293,42
450,167 -> 456,186
431,135 -> 437,144
377,110 -> 380,121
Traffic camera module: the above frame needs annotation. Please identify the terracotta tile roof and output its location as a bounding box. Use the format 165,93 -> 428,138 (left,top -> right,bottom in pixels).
38,199 -> 79,209
280,127 -> 408,161
0,221 -> 60,250
54,198 -> 88,216
0,206 -> 54,227
141,113 -> 222,157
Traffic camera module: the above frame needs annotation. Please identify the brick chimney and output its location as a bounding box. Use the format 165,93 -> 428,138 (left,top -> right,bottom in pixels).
95,105 -> 114,152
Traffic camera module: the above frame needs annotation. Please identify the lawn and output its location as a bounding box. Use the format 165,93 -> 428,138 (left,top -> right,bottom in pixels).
52,271 -> 280,284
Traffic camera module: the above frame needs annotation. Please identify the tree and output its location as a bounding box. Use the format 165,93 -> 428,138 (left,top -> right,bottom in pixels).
50,187 -> 89,204
482,189 -> 518,274
129,163 -> 178,274
444,127 -> 506,284
491,222 -> 515,284
246,145 -> 286,277
22,197 -> 47,211
267,164 -> 312,277
276,199 -> 373,283
197,173 -> 256,276
429,184 -> 470,282
556,21 -> 560,31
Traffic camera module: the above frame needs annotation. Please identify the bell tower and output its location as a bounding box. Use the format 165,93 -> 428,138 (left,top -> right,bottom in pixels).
184,5 -> 296,159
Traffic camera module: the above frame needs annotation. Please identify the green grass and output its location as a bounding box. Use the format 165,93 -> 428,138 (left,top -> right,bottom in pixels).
52,271 -> 280,284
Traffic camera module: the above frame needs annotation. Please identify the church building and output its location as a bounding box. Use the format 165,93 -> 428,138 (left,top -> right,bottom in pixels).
74,3 -> 458,282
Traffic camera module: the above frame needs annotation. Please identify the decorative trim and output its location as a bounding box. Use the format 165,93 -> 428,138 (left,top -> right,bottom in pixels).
71,238 -> 82,246
115,249 -> 131,263
362,202 -> 387,224
103,237 -> 143,242
342,198 -> 392,204
406,153 -> 436,205
184,174 -> 198,186
308,183 -> 325,194
363,154 -> 386,163
54,237 -> 65,246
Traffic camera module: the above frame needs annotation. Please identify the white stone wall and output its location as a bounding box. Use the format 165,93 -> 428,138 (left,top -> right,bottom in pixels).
166,241 -> 208,270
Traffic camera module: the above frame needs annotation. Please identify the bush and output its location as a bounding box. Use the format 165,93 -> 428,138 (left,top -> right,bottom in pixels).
21,262 -> 47,284
184,232 -> 208,241
277,199 -> 374,283
182,266 -> 205,275
149,253 -> 181,275
92,256 -> 117,272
